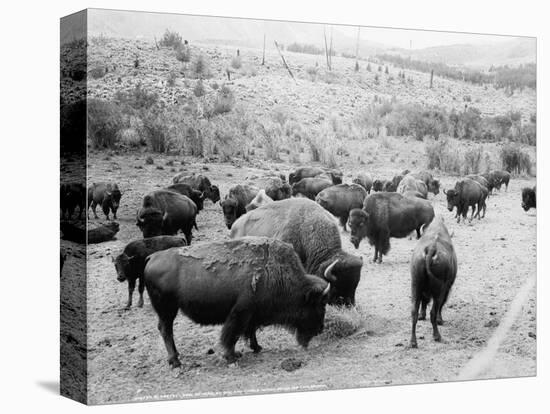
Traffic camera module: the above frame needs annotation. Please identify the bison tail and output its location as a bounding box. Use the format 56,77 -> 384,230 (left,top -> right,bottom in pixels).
193,218 -> 198,231
424,245 -> 442,287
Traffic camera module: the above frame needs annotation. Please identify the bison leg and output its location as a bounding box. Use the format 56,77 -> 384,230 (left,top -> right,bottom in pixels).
416,227 -> 422,239
125,279 -> 136,309
419,296 -> 429,320
246,327 -> 262,353
339,215 -> 348,232
221,305 -> 250,362
137,276 -> 145,308
469,205 -> 476,222
410,296 -> 422,348
430,299 -> 442,342
91,201 -> 99,219
373,248 -> 378,263
156,306 -> 181,368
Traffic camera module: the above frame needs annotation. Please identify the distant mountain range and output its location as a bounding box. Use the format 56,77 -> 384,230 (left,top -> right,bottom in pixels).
61,9 -> 535,69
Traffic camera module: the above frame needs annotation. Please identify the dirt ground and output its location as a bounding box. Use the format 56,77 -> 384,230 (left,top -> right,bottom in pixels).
59,150 -> 537,404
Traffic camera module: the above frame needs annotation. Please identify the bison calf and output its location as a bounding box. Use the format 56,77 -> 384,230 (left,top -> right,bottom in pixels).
410,216 -> 457,348
144,237 -> 330,367
113,236 -> 187,309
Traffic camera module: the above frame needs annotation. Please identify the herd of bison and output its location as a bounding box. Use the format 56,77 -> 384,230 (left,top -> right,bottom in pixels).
60,165 -> 537,370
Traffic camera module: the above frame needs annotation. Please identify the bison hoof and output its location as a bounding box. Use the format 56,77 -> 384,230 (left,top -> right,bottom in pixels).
410,340 -> 418,349
137,300 -> 144,308
251,345 -> 263,354
437,318 -> 444,326
224,351 -> 242,363
433,334 -> 442,342
419,314 -> 426,321
124,304 -> 131,311
169,357 -> 182,368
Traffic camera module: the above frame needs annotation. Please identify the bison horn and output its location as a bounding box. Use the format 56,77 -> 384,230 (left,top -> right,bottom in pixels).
324,260 -> 339,282
443,189 -> 447,195
322,283 -> 331,297
137,216 -> 145,223
163,212 -> 169,221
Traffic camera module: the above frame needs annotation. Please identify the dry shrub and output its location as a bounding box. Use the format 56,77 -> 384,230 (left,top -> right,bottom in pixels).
191,54 -> 212,79
193,80 -> 205,97
89,66 -> 107,79
159,29 -> 182,49
230,56 -> 242,69
463,145 -> 484,175
320,306 -> 364,339
210,85 -> 235,115
425,138 -> 461,174
87,99 -> 126,149
175,44 -> 191,62
500,144 -> 533,175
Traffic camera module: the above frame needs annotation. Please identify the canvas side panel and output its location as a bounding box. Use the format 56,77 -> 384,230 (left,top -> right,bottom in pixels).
60,9 -> 88,405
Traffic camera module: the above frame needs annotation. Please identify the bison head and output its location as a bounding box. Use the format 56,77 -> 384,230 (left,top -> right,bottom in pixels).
113,253 -> 135,282
444,189 -> 459,211
221,196 -> 239,229
295,275 -> 331,348
372,179 -> 384,192
349,208 -> 369,249
136,207 -> 164,238
288,172 -> 296,185
191,190 -> 206,211
522,188 -> 536,211
207,185 -> 221,203
328,170 -> 343,185
429,179 -> 440,195
321,255 -> 363,307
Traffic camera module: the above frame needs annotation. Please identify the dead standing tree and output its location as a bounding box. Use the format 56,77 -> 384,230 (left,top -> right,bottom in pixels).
274,41 -> 297,84
324,27 -> 332,71
430,69 -> 434,88
355,26 -> 360,71
262,33 -> 266,66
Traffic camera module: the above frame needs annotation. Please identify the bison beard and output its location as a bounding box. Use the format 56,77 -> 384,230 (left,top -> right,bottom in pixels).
410,216 -> 457,348
144,237 -> 330,367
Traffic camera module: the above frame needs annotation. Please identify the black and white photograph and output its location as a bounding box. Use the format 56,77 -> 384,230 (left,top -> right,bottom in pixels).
58,5 -> 538,406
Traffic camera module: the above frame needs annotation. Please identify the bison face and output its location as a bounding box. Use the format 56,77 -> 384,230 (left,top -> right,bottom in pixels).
429,179 -> 440,195
221,198 -> 238,229
348,209 -> 369,249
522,189 -> 536,211
281,183 -> 292,199
444,189 -> 458,211
113,253 -> 131,282
295,276 -> 331,347
207,185 -> 221,204
372,180 -> 383,192
136,207 -> 164,238
288,172 -> 296,185
322,255 -> 363,307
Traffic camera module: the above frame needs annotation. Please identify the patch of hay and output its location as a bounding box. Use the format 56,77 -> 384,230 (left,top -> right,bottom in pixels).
321,305 -> 365,339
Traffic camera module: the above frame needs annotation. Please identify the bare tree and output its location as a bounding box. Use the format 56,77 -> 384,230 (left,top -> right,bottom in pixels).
262,33 -> 266,66
274,41 -> 296,83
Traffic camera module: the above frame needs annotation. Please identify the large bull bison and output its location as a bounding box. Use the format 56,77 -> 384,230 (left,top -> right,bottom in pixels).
444,179 -> 488,223
410,216 -> 457,348
411,171 -> 440,195
521,186 -> 536,211
315,184 -> 367,231
113,236 -> 187,309
291,177 -> 333,200
465,175 -> 490,193
348,192 -> 435,263
245,189 -> 273,211
144,237 -> 331,367
172,173 -> 220,203
60,183 -> 86,219
220,184 -> 259,229
88,182 -> 122,220
165,183 -> 206,212
480,172 -> 497,194
352,173 -> 373,194
136,190 -> 198,243
230,198 -> 363,307
397,175 -> 428,199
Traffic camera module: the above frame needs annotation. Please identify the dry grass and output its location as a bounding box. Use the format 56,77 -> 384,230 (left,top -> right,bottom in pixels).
320,305 -> 365,339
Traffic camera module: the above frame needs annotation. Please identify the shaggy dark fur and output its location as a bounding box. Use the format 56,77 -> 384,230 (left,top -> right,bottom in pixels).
315,184 -> 367,231
291,177 -> 333,200
522,186 -> 536,211
144,237 -> 330,367
88,182 -> 122,220
220,184 -> 259,229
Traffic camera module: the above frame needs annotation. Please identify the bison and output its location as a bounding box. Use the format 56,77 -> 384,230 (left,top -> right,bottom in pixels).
136,190 -> 198,243
113,236 -> 187,310
165,183 -> 206,212
245,189 -> 273,212
348,192 -> 435,263
220,184 -> 259,229
352,173 -> 373,194
372,179 -> 389,192
291,177 -> 333,200
492,170 -> 511,191
230,198 -> 363,307
60,183 -> 86,220
410,216 -> 457,348
288,167 -> 325,185
144,237 -> 331,367
521,186 -> 536,211
315,184 -> 367,231
172,173 -> 220,203
88,182 -> 122,220
480,172 -> 497,194
444,179 -> 487,223
465,175 -> 490,193
249,176 -> 291,201
397,175 -> 428,199
411,171 -> 440,195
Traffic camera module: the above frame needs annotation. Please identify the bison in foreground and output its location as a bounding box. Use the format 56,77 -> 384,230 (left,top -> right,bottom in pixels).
88,182 -> 122,220
136,190 -> 198,243
172,173 -> 220,203
291,177 -> 333,200
230,198 -> 363,307
315,184 -> 367,231
144,237 -> 331,367
522,186 -> 536,211
444,179 -> 487,223
349,192 -> 435,263
113,236 -> 187,309
220,184 -> 259,229
245,189 -> 273,211
410,216 -> 457,348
